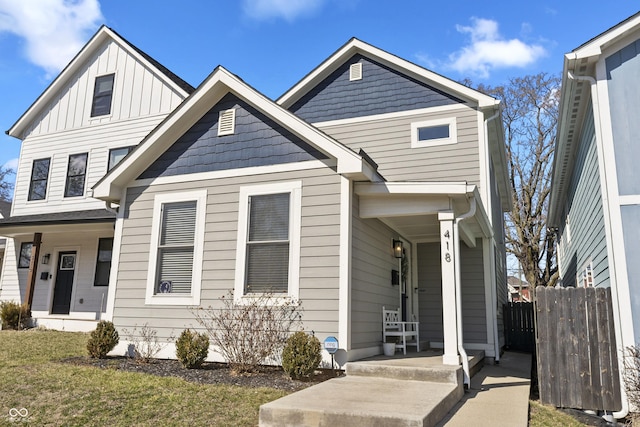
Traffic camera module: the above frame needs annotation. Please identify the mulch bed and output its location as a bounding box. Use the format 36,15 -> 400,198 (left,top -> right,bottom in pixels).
61,356 -> 342,392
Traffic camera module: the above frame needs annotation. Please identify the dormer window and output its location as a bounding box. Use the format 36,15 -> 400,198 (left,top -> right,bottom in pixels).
91,74 -> 115,117
349,63 -> 362,81
218,109 -> 236,136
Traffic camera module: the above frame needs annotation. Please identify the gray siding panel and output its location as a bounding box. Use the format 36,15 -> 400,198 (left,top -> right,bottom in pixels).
606,38 -> 640,195
140,93 -> 326,179
557,104 -> 610,288
417,240 -> 487,344
114,167 -> 341,339
319,107 -> 480,184
620,206 -> 640,343
350,195 -> 399,349
289,54 -> 463,123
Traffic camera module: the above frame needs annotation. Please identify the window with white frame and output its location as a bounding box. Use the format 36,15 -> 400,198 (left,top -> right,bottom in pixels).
235,181 -> 301,300
410,117 -> 457,148
578,261 -> 594,288
108,146 -> 134,171
146,190 -> 206,305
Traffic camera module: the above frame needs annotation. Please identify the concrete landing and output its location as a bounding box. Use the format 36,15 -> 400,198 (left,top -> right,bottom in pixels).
260,375 -> 463,427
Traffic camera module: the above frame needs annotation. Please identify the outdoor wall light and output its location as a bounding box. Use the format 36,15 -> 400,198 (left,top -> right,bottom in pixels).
393,239 -> 403,259
42,253 -> 50,264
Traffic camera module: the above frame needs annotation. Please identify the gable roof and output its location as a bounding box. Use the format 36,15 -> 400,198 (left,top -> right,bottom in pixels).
549,12 -> 640,225
7,25 -> 194,139
92,66 -> 379,203
278,38 -> 500,110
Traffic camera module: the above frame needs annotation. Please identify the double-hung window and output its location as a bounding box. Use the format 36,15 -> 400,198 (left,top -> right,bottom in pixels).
28,158 -> 50,201
64,153 -> 88,197
94,238 -> 113,286
146,190 -> 206,305
235,181 -> 301,301
91,74 -> 115,117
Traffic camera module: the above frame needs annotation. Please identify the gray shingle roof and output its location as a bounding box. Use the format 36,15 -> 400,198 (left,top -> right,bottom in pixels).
0,209 -> 115,227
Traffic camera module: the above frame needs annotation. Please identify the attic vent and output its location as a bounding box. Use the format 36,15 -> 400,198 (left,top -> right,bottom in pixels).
349,63 -> 362,81
218,109 -> 236,136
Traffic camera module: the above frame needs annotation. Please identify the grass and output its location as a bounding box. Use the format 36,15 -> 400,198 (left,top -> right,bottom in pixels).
0,330 -> 288,426
529,400 -> 590,427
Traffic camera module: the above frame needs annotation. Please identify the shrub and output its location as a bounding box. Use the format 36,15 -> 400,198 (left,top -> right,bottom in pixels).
121,323 -> 170,363
175,329 -> 209,369
0,301 -> 30,330
192,291 -> 303,374
87,320 -> 119,358
282,331 -> 322,380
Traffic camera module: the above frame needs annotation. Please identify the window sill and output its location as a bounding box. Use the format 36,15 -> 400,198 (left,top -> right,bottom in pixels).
145,294 -> 200,306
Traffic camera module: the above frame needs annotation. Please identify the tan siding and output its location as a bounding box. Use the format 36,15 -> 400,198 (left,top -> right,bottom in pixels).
350,195 -> 399,349
318,107 -> 480,185
113,167 -> 342,339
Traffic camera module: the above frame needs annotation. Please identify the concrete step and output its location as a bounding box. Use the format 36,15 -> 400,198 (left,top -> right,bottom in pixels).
259,376 -> 464,427
346,358 -> 462,384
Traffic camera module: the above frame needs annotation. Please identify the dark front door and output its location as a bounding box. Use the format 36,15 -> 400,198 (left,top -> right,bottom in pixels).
51,252 -> 76,314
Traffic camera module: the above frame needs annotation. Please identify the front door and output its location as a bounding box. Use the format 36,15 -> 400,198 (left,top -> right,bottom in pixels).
51,252 -> 76,314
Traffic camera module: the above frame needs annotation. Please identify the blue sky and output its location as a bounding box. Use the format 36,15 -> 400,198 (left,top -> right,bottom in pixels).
0,0 -> 638,189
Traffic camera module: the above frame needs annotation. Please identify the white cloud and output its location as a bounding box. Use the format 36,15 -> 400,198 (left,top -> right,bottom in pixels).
0,0 -> 103,76
447,17 -> 546,78
3,158 -> 18,171
243,0 -> 325,22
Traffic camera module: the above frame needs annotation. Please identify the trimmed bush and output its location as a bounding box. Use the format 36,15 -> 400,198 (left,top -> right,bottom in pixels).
87,320 -> 119,358
175,329 -> 209,369
282,331 -> 322,380
0,301 -> 30,330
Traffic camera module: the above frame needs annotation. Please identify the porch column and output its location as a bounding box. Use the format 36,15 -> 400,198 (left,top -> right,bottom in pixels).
24,232 -> 42,312
438,212 -> 459,365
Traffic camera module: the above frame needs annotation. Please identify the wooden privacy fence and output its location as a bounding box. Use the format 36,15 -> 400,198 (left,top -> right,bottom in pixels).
503,302 -> 535,352
535,286 -> 621,411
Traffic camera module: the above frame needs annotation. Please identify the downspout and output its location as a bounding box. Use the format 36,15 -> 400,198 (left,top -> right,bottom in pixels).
104,201 -> 118,215
484,109 -> 502,364
454,196 -> 476,386
568,70 -> 628,420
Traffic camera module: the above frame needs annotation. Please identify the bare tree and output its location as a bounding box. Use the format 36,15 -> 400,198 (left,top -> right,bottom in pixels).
0,165 -> 14,201
477,73 -> 561,288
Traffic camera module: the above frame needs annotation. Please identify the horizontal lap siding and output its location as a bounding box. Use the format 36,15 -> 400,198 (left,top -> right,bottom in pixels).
417,240 -> 487,344
350,195 -> 398,349
318,107 -> 480,184
557,106 -> 610,288
0,240 -> 23,302
13,116 -> 167,216
113,167 -> 341,338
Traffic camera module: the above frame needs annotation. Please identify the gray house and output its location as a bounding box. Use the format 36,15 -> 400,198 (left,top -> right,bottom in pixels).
549,12 -> 640,418
93,38 -> 510,375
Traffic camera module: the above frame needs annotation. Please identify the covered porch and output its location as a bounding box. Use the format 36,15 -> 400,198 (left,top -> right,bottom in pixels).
0,210 -> 115,331
353,181 -> 500,382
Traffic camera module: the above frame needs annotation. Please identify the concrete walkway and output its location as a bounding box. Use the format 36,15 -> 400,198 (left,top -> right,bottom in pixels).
437,352 -> 532,427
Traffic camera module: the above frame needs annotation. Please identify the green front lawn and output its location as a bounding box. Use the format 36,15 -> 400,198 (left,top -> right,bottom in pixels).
0,330 -> 287,426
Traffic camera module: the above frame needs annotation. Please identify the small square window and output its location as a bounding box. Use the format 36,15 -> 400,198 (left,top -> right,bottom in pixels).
91,74 -> 115,117
18,242 -> 33,268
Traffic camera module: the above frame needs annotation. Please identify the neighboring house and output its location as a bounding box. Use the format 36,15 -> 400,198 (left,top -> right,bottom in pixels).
507,276 -> 530,302
0,26 -> 193,331
92,37 -> 511,373
0,200 -> 10,279
549,12 -> 640,416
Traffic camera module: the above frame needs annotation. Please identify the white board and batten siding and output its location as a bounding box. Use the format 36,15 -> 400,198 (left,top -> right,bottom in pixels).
12,38 -> 187,217
317,106 -> 481,186
350,195 -> 400,349
113,167 -> 342,340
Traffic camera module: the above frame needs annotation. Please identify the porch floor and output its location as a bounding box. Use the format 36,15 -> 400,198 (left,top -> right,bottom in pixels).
259,349 -> 483,427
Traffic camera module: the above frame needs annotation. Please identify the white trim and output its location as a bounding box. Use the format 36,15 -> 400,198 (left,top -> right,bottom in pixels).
478,110 -> 490,215
26,156 -> 53,203
410,117 -> 457,148
145,190 -> 207,306
349,63 -> 362,81
355,181 -> 473,196
130,160 -> 334,188
217,108 -> 235,136
338,176 -> 352,350
234,181 -> 302,302
314,104 -> 466,128
619,195 -> 640,205
32,310 -> 97,320
105,192 -> 126,321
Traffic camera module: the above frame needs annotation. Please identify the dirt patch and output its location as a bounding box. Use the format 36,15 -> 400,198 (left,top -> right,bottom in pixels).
61,356 -> 342,392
